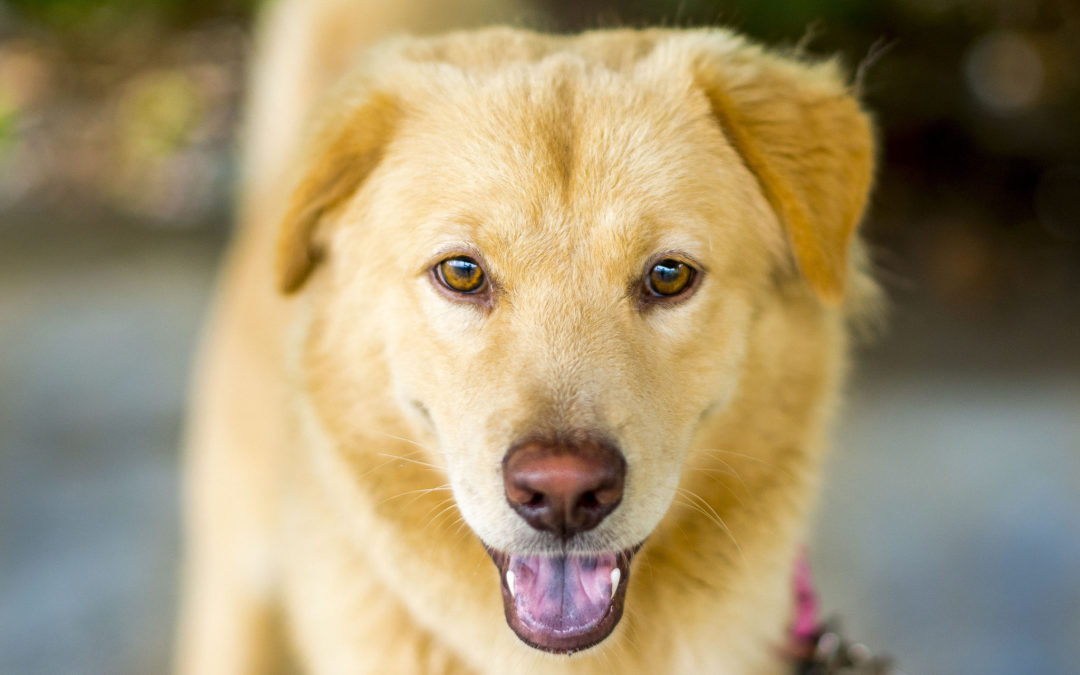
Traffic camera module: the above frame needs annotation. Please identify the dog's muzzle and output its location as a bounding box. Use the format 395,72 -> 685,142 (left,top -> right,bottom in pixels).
487,435 -> 637,654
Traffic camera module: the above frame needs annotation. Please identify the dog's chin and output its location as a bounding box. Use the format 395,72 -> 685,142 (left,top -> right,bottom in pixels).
484,544 -> 640,655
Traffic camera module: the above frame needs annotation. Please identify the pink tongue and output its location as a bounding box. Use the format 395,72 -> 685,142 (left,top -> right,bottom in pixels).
509,553 -> 617,635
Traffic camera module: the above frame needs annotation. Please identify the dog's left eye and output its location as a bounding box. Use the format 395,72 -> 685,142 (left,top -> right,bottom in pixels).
435,256 -> 487,294
645,259 -> 696,298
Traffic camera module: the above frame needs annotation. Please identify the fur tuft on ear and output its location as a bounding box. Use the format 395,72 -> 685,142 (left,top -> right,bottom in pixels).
692,41 -> 875,304
275,90 -> 399,294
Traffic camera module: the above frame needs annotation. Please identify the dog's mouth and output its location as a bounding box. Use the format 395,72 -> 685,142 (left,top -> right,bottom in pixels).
485,545 -> 639,654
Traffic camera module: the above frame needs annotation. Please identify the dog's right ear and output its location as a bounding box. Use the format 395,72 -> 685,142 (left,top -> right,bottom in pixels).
275,91 -> 399,294
690,40 -> 875,304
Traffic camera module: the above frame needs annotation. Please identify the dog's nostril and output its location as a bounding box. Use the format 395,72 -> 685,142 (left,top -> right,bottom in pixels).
502,436 -> 626,537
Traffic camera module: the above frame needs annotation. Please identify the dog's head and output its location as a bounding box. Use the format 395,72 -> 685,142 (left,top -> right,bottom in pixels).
274,29 -> 873,654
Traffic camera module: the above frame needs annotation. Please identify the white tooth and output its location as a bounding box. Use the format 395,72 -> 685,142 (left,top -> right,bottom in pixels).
506,569 -> 516,598
610,568 -> 621,600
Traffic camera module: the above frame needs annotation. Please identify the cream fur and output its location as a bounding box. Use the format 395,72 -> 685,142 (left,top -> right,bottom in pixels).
177,1 -> 877,673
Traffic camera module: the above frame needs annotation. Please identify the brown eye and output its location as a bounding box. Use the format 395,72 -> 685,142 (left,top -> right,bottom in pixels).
436,257 -> 486,294
646,259 -> 695,298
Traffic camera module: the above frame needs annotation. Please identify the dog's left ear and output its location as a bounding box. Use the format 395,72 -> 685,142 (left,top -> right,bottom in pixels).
275,90 -> 399,294
693,43 -> 875,304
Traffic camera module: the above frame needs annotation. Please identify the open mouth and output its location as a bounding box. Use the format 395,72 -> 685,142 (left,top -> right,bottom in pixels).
485,546 -> 639,654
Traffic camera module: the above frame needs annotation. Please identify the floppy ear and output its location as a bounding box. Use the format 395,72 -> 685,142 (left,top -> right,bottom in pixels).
693,46 -> 875,304
275,90 -> 399,293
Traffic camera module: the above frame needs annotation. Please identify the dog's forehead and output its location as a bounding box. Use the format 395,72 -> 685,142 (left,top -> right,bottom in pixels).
413,60 -> 709,188
389,58 -> 741,267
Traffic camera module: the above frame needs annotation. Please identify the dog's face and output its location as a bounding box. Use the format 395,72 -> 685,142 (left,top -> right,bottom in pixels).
276,30 -> 873,655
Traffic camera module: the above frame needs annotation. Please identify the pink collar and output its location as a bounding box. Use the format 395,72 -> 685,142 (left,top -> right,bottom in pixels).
791,550 -> 821,644
787,550 -> 822,659
785,554 -> 897,671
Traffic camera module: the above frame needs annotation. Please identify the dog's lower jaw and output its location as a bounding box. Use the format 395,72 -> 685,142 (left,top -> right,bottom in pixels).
485,545 -> 641,655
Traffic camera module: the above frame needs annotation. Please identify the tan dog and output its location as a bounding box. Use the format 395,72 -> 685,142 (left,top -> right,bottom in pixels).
177,0 -> 878,672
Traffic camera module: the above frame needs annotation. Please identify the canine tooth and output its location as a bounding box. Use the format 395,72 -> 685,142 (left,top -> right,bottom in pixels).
610,568 -> 621,600
506,569 -> 516,598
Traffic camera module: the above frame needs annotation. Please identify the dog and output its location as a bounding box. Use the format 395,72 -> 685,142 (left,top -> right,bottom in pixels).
177,0 -> 878,672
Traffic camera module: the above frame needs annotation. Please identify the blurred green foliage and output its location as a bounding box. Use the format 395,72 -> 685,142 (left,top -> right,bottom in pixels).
0,92 -> 15,155
119,70 -> 204,158
6,0 -> 261,29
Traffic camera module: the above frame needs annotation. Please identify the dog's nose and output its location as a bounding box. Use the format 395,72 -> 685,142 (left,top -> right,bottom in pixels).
503,437 -> 626,537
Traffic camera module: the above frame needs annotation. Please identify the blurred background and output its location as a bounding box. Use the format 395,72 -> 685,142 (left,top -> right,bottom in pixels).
0,0 -> 1077,673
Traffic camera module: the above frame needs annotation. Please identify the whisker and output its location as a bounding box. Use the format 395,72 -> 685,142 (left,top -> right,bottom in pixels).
675,488 -> 745,565
621,608 -> 645,661
356,454 -> 409,479
417,496 -> 458,525
686,464 -> 738,476
427,501 -> 464,528
373,431 -> 433,451
694,447 -> 773,466
680,470 -> 749,509
355,447 -> 442,480
375,484 -> 453,507
375,452 -> 444,471
694,454 -> 745,479
451,517 -> 473,540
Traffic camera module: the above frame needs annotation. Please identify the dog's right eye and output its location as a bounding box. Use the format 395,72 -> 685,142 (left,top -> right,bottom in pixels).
642,258 -> 698,301
435,257 -> 487,294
